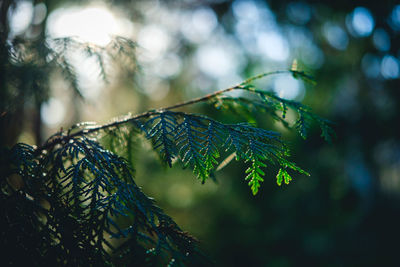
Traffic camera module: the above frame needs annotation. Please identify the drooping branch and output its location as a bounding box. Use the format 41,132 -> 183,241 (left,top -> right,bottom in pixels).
35,70 -> 309,154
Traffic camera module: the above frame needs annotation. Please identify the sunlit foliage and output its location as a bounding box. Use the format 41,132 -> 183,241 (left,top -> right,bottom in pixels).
1,32 -> 332,266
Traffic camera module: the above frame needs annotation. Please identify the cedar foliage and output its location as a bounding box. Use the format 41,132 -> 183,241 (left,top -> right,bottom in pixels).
1,35 -> 333,266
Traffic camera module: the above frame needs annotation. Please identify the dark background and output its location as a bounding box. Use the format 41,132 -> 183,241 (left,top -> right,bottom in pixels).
2,0 -> 400,266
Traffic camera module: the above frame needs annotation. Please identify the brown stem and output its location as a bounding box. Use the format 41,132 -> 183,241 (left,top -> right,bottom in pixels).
162,85 -> 237,111
35,70 -> 294,153
36,84 -> 240,153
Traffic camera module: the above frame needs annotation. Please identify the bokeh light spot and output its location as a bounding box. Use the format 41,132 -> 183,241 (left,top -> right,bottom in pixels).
47,6 -> 121,46
181,7 -> 217,43
381,55 -> 399,79
41,98 -> 66,126
348,7 -> 375,37
372,28 -> 391,52
8,1 -> 33,36
323,23 -> 349,50
196,45 -> 239,78
232,0 -> 261,22
257,31 -> 289,61
389,5 -> 400,31
138,25 -> 170,61
273,75 -> 304,100
152,53 -> 182,78
33,3 -> 47,25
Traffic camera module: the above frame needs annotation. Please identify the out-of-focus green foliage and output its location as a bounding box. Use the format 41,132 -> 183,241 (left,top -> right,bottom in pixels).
2,0 -> 400,266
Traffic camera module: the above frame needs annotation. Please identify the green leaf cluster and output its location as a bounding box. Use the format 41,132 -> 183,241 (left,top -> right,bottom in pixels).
1,137 -> 208,266
135,109 -> 315,195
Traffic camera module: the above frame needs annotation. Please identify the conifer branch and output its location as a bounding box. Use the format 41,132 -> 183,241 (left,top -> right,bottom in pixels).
36,70 -> 306,154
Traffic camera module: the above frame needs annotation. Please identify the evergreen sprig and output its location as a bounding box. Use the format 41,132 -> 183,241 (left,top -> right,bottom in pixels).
242,83 -> 334,142
126,109 -> 310,194
145,112 -> 178,167
2,137 -> 208,266
36,70 -> 332,193
5,37 -> 138,102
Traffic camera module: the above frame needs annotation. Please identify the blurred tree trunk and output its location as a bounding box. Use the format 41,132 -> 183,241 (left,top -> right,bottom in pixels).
0,0 -> 23,148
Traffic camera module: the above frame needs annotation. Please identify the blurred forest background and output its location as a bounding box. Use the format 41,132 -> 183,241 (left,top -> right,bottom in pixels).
2,0 -> 400,266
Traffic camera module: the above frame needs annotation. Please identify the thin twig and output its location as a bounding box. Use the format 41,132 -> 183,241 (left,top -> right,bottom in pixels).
36,70 -> 295,153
